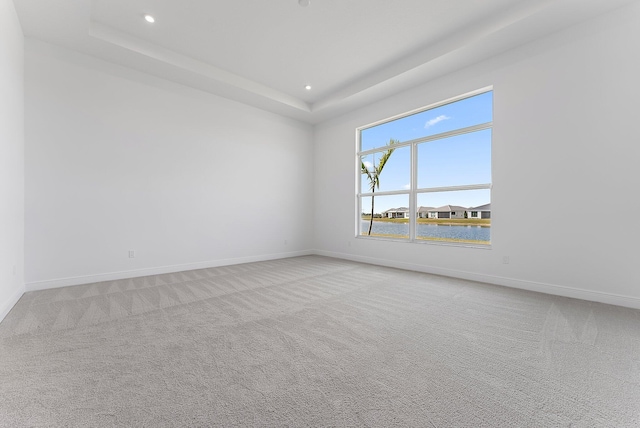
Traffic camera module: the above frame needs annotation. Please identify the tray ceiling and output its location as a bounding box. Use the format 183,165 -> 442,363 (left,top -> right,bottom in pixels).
14,0 -> 635,123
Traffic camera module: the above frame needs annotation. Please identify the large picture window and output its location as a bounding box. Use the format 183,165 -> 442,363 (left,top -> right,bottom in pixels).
357,88 -> 492,245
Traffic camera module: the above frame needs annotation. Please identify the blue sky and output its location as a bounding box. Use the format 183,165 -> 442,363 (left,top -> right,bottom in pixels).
360,91 -> 492,213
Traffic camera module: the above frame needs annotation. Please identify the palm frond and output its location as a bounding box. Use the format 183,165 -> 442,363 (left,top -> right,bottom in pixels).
361,161 -> 375,191
362,138 -> 398,191
360,160 -> 370,177
374,139 -> 398,188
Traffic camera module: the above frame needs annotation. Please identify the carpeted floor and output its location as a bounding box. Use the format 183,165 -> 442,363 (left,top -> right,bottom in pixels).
1,255 -> 639,427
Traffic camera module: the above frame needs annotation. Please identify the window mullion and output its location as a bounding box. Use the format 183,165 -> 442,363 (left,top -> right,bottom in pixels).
357,121 -> 491,157
410,142 -> 417,241
416,183 -> 491,193
359,189 -> 412,197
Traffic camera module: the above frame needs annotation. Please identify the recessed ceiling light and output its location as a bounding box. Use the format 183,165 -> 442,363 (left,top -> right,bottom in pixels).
144,15 -> 155,23
305,85 -> 312,90
298,0 -> 310,7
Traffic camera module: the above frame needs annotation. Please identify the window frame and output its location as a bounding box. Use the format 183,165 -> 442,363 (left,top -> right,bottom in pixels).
355,87 -> 493,248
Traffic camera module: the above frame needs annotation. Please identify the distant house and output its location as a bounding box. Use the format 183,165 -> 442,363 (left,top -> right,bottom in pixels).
427,205 -> 467,219
417,206 -> 435,218
383,207 -> 410,219
467,203 -> 491,219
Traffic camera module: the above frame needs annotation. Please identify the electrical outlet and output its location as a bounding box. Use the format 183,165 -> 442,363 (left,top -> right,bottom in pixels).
12,264 -> 16,276
128,250 -> 135,258
503,256 -> 510,264
284,239 -> 288,245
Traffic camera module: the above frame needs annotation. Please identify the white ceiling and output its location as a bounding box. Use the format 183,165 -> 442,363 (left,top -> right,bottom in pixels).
13,0 -> 636,123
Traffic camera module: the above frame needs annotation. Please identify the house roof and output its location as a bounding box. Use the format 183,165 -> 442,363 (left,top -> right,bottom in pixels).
383,207 -> 409,213
429,205 -> 468,212
417,206 -> 435,213
469,203 -> 491,211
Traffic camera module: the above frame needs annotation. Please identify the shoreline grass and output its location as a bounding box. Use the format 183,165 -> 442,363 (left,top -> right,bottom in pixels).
359,232 -> 490,245
361,216 -> 490,227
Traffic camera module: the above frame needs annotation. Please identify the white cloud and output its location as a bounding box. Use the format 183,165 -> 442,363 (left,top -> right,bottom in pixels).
363,161 -> 373,170
424,115 -> 450,129
403,184 -> 411,190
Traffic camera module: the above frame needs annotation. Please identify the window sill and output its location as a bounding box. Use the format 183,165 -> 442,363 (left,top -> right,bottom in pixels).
355,235 -> 492,250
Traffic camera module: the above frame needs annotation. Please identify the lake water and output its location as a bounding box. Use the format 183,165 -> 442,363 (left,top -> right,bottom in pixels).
361,221 -> 490,243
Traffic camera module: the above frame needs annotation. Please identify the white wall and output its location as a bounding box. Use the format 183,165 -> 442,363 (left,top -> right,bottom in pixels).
0,0 -> 25,322
25,41 -> 314,289
314,3 -> 640,308
18,2 -> 640,310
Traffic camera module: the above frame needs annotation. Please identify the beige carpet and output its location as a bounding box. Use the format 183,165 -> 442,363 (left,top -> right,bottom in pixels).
1,255 -> 639,427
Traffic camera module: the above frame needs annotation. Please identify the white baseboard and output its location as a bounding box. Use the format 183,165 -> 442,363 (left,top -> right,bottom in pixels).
21,248 -> 640,310
313,249 -> 640,310
0,285 -> 25,324
26,250 -> 313,292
